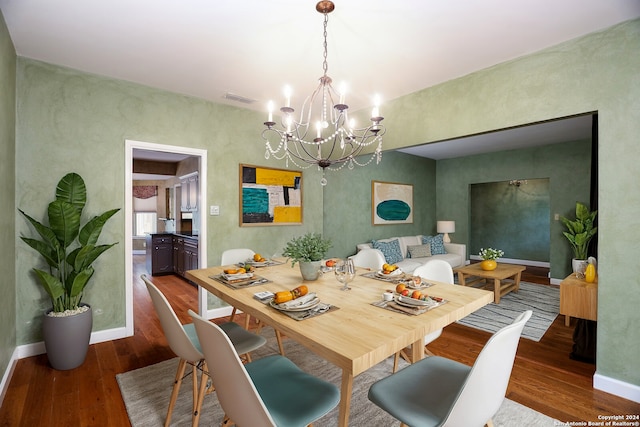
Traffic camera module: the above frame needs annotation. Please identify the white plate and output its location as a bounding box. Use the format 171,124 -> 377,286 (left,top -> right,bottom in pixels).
223,272 -> 254,280
247,260 -> 270,267
270,297 -> 321,312
395,295 -> 434,307
376,269 -> 402,277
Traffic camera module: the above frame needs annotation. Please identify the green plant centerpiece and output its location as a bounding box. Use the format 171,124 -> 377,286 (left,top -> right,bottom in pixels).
479,247 -> 503,271
19,172 -> 119,370
561,202 -> 597,260
282,232 -> 332,281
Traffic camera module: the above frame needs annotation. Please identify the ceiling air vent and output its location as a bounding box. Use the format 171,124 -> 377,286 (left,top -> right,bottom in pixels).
223,92 -> 256,104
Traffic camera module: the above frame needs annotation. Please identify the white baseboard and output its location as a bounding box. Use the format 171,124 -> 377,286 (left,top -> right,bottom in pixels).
594,373 -> 640,403
0,348 -> 19,408
469,255 -> 550,268
206,306 -> 234,319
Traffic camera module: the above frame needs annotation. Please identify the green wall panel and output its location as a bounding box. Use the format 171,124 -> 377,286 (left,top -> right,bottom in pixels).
322,151 -> 436,258
437,139 -> 591,279
0,9 -> 17,383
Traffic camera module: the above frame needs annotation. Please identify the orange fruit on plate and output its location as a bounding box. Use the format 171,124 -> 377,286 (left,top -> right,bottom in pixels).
395,283 -> 406,293
411,290 -> 422,299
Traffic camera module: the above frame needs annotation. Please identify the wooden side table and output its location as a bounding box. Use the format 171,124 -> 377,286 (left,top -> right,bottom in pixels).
455,263 -> 526,303
559,274 -> 597,326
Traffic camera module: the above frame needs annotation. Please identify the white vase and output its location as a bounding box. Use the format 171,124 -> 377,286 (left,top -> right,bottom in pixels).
572,258 -> 588,276
298,261 -> 322,281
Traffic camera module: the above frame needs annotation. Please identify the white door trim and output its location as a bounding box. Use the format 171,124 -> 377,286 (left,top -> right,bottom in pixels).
125,139 -> 208,336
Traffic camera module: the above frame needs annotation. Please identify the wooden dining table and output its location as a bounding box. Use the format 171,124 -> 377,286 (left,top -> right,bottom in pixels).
187,261 -> 493,426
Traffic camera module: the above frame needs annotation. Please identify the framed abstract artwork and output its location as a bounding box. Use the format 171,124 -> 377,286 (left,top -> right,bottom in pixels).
240,164 -> 303,226
372,180 -> 413,225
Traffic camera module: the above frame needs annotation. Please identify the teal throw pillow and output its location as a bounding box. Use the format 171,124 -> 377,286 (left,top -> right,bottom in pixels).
422,234 -> 446,255
372,239 -> 404,264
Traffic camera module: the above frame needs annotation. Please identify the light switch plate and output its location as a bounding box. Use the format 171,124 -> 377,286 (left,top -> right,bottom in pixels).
210,205 -> 220,216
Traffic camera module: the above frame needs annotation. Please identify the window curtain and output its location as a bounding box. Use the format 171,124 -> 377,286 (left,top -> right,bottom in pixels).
133,185 -> 158,211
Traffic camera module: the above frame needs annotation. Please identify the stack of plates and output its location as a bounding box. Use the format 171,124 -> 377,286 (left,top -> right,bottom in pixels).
270,294 -> 320,312
376,269 -> 402,278
394,295 -> 436,308
222,272 -> 254,281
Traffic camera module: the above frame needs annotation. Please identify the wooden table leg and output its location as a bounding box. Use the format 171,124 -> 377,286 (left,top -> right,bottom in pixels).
493,278 -> 501,303
565,315 -> 571,326
458,272 -> 466,286
513,271 -> 522,292
338,370 -> 354,427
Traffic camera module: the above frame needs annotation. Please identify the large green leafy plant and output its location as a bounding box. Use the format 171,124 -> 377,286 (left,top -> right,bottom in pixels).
561,201 -> 597,260
20,173 -> 120,312
282,232 -> 332,266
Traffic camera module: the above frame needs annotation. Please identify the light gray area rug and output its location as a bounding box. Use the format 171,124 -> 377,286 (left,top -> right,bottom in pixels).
117,329 -> 559,426
457,281 -> 559,341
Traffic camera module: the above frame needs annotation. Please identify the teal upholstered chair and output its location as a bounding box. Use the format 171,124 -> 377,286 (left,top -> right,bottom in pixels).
143,275 -> 267,427
370,310 -> 532,427
189,309 -> 340,427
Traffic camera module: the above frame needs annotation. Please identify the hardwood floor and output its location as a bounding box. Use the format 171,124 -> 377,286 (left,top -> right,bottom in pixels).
0,258 -> 637,426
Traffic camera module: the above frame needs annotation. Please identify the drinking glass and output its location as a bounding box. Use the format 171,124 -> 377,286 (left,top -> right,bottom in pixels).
335,258 -> 356,291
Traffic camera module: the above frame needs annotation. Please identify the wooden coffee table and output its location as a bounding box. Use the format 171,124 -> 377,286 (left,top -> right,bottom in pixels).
455,263 -> 526,303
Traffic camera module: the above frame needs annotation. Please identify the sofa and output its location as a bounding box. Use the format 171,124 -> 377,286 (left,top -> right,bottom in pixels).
356,234 -> 466,274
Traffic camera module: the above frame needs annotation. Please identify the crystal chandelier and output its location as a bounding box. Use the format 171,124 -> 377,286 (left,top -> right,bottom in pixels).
261,0 -> 386,185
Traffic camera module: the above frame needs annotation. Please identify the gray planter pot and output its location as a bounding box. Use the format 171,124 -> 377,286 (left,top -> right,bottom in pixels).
299,261 -> 322,281
42,304 -> 93,370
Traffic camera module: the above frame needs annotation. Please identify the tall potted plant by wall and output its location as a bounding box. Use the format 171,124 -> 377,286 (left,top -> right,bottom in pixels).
282,232 -> 332,281
561,201 -> 597,273
19,172 -> 119,370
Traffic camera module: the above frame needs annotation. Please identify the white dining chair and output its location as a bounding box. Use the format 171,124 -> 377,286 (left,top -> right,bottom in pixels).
189,309 -> 340,427
220,248 -> 285,355
142,274 -> 266,427
393,259 -> 455,372
370,311 -> 532,427
349,248 -> 386,271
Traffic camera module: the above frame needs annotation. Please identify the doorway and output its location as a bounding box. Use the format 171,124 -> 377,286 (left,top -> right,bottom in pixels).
124,139 -> 208,337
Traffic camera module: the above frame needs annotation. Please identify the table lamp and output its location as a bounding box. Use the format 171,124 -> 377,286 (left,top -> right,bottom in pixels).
437,220 -> 455,243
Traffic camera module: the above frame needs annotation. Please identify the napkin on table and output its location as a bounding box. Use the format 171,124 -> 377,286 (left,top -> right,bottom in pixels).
278,293 -> 317,309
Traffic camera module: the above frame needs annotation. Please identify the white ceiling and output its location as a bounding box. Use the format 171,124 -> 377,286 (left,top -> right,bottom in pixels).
2,0 -> 637,159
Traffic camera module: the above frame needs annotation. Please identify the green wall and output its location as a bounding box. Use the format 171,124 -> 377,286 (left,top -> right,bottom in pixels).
322,151 -> 436,257
15,58 -> 324,343
383,20 -> 640,387
437,139 -> 591,280
0,10 -> 16,383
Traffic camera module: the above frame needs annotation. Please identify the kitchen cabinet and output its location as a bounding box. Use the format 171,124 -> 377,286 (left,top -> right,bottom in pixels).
171,234 -> 199,278
146,234 -> 173,275
147,233 -> 198,278
180,172 -> 199,212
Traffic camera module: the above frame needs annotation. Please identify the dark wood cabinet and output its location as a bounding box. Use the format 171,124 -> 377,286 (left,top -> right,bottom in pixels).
184,238 -> 199,273
146,234 -> 173,275
147,233 -> 198,277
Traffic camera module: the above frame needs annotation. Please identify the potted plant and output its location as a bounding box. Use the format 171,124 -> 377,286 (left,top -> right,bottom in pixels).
19,172 -> 119,370
561,201 -> 597,273
479,247 -> 504,271
282,232 -> 332,281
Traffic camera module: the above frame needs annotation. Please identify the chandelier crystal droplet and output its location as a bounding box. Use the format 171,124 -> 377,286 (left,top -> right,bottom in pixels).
261,1 -> 385,183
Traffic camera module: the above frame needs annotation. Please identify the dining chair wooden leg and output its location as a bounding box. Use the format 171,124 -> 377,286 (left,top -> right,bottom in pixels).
255,322 -> 285,356
229,307 -> 237,322
486,419 -> 495,427
424,346 -> 435,357
191,363 -> 198,417
244,314 -> 251,330
221,414 -> 233,426
165,358 -> 187,427
191,363 -> 208,427
275,330 -> 285,356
